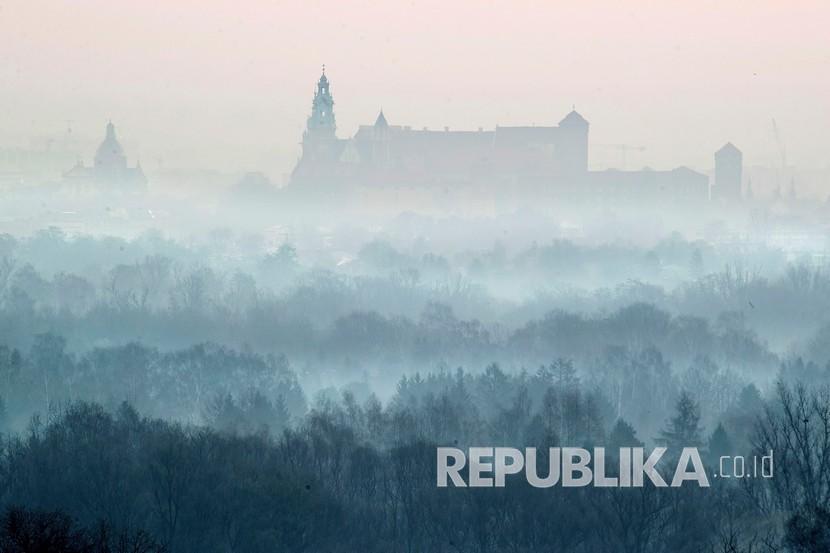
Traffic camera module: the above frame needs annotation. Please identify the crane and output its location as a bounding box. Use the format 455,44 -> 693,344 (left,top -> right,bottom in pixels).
771,118 -> 789,197
771,118 -> 787,169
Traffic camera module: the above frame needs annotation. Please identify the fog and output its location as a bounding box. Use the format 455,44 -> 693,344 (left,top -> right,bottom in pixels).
1,182 -> 829,428
2,1 -> 829,177
4,181 -> 830,549
3,4 -> 830,551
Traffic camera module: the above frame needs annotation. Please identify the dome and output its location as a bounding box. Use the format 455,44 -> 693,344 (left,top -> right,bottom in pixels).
94,122 -> 127,170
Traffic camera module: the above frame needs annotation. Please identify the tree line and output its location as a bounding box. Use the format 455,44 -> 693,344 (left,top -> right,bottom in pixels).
1,378 -> 829,552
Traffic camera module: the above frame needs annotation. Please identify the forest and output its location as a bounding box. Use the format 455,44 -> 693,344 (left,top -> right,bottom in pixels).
1,227 -> 830,552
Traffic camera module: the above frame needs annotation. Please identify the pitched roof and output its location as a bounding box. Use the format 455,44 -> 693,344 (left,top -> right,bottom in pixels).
716,142 -> 741,156
559,110 -> 589,128
374,110 -> 389,128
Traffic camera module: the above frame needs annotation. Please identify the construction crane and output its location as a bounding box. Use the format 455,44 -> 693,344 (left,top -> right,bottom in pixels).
771,118 -> 787,169
595,144 -> 646,170
771,118 -> 789,196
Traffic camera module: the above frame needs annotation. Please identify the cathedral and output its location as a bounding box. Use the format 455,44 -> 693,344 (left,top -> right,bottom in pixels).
64,122 -> 147,192
290,68 -> 717,205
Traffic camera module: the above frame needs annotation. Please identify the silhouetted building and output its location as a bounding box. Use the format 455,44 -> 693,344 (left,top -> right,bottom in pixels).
713,142 -> 742,201
588,166 -> 709,204
291,68 -> 708,204
64,122 -> 147,192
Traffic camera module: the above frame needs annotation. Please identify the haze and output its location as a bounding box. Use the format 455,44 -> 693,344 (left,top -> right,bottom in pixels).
1,0 -> 828,180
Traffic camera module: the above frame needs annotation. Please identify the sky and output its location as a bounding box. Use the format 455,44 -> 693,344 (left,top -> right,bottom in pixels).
0,0 -> 828,180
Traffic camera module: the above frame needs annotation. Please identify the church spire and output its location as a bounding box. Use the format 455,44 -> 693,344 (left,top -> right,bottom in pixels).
374,109 -> 388,129
306,66 -> 336,136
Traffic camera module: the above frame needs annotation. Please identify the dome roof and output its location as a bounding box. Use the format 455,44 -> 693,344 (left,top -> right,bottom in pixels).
94,122 -> 127,169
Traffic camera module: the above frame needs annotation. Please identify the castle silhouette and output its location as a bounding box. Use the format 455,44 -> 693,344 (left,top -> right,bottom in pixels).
291,68 -> 742,205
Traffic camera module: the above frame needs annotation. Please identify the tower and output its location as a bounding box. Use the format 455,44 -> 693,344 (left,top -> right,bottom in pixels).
556,109 -> 589,176
307,66 -> 336,134
300,67 -> 340,164
713,143 -> 742,201
371,109 -> 391,167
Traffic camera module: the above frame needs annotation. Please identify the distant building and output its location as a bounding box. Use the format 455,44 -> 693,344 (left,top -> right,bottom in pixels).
712,142 -> 742,201
64,122 -> 147,192
588,166 -> 709,204
291,68 -> 709,204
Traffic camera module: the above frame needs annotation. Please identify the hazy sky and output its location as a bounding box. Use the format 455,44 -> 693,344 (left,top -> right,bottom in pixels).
1,1 -> 827,179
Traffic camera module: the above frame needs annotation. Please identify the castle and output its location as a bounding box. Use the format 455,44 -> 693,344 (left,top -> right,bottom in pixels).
291,68 -> 742,206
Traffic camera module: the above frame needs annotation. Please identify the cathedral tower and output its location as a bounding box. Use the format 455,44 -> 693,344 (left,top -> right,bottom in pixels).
301,67 -> 340,163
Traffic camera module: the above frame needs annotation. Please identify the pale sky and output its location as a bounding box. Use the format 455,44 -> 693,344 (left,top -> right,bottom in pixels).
0,0 -> 828,178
